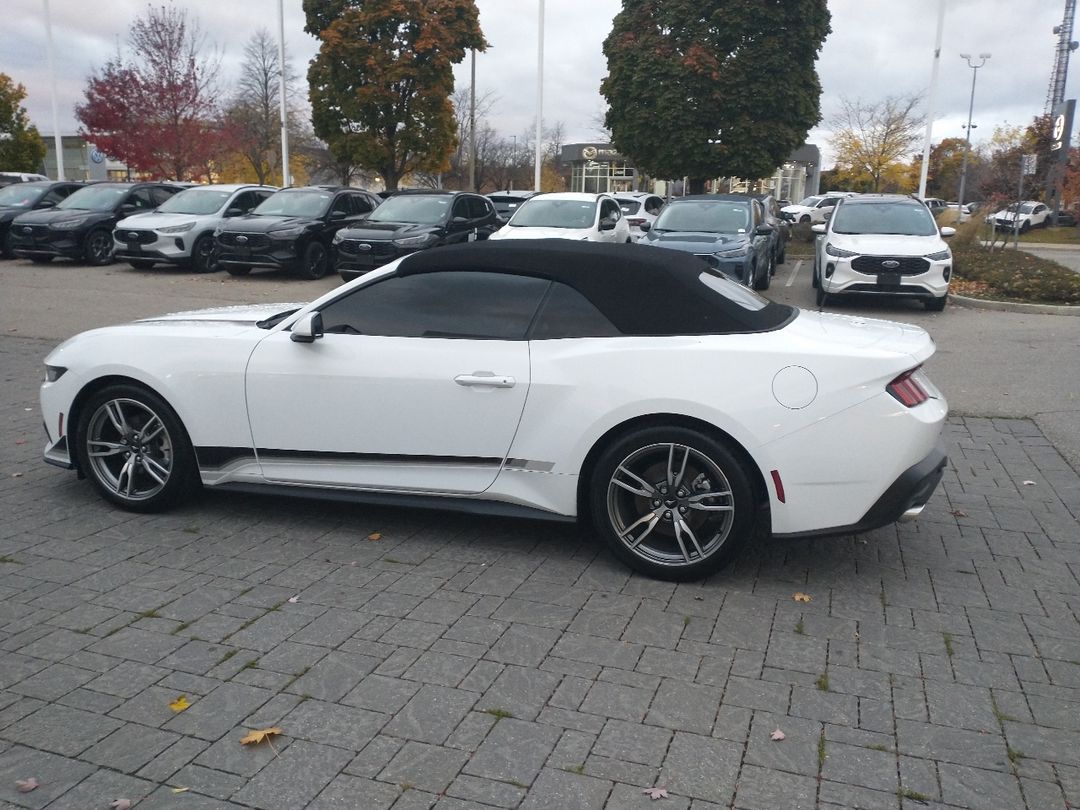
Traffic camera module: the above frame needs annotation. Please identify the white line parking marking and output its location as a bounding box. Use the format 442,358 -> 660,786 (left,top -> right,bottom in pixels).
785,260 -> 803,287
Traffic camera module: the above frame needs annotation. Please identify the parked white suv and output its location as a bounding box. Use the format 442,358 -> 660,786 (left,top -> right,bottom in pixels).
782,192 -> 855,224
114,184 -> 275,272
613,191 -> 665,240
488,192 -> 632,243
812,194 -> 955,312
986,201 -> 1050,233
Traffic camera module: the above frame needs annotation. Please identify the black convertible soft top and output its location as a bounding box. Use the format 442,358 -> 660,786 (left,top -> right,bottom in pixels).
396,239 -> 795,336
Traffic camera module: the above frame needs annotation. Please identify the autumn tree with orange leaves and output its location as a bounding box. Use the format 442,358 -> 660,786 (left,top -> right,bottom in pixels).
304,0 -> 486,191
602,0 -> 830,194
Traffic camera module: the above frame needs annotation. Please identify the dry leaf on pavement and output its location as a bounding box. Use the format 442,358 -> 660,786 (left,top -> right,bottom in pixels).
240,727 -> 283,746
950,510 -> 967,517
770,728 -> 786,741
170,787 -> 189,794
367,532 -> 382,541
1022,480 -> 1036,486
110,800 -> 133,809
642,786 -> 669,799
168,695 -> 191,713
15,778 -> 39,793
792,592 -> 812,603
287,595 -> 299,603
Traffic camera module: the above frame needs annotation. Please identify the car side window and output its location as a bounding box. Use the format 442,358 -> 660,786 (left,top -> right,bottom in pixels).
151,187 -> 177,206
451,197 -> 470,220
129,188 -> 156,209
467,196 -> 489,220
229,191 -> 255,213
330,195 -> 351,217
820,198 -> 839,209
319,271 -> 551,340
42,188 -> 68,205
601,199 -> 620,220
351,194 -> 375,216
530,282 -> 621,339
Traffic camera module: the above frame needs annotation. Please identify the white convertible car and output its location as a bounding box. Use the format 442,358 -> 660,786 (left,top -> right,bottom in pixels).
40,241 -> 948,580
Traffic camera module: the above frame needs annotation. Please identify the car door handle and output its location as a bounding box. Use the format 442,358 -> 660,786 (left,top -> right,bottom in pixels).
454,372 -> 515,388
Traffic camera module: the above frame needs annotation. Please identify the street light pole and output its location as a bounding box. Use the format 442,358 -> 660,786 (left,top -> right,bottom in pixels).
469,48 -> 477,192
277,0 -> 290,187
43,0 -> 64,180
917,0 -> 946,200
957,53 -> 990,213
534,0 -> 545,192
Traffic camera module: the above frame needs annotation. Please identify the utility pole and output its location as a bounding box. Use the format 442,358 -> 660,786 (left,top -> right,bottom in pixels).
534,0 -> 545,192
43,0 -> 64,180
917,0 -> 946,200
277,0 -> 290,186
957,54 -> 989,214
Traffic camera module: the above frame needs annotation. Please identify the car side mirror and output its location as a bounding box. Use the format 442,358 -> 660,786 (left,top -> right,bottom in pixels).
329,210 -> 347,221
754,224 -> 774,236
452,216 -> 469,224
639,221 -> 651,232
38,200 -> 56,208
290,312 -> 324,343
811,224 -> 826,234
940,226 -> 956,238
822,210 -> 833,220
225,207 -> 243,217
119,204 -> 138,215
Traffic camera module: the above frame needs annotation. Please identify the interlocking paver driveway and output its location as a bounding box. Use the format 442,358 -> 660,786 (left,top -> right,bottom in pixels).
1,334 -> 1079,809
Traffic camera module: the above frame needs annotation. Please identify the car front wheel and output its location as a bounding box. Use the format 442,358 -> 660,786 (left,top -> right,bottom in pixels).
76,384 -> 198,512
191,234 -> 217,273
84,229 -> 114,265
590,428 -> 757,581
300,242 -> 328,280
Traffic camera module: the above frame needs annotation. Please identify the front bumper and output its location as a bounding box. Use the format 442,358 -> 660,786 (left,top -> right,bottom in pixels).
114,231 -> 195,264
776,441 -> 948,539
11,231 -> 85,259
693,253 -> 753,284
216,240 -> 300,272
336,244 -> 417,280
821,255 -> 950,301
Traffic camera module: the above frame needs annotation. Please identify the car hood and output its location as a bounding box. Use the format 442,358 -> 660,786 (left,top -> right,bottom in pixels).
491,226 -> 593,240
990,210 -> 1027,220
827,233 -> 947,255
644,231 -> 749,251
117,212 -> 209,230
782,205 -> 811,215
12,208 -> 113,226
223,215 -> 318,233
339,221 -> 441,240
135,303 -> 302,325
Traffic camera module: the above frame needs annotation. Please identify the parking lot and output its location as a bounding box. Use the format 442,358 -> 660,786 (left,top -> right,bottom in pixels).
1,255 -> 1080,809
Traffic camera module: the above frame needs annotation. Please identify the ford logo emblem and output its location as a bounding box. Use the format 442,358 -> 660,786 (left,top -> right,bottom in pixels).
128,232 -> 138,240
23,226 -> 32,234
881,260 -> 900,269
357,243 -> 372,252
236,235 -> 248,244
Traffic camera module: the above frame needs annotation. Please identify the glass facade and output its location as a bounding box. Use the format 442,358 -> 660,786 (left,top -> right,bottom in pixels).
570,160 -> 637,193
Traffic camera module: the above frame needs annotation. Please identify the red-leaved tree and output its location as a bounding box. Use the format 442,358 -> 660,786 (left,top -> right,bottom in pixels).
76,5 -> 224,180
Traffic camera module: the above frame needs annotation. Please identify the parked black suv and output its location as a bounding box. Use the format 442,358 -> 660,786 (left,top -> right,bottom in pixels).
0,181 -> 85,258
751,193 -> 791,272
10,182 -> 181,265
335,191 -> 499,282
214,186 -> 381,279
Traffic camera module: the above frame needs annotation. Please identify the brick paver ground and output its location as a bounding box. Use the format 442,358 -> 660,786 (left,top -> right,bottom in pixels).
2,333 -> 1079,809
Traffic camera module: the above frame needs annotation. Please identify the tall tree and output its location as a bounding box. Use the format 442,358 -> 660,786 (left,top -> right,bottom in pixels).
305,0 -> 486,191
602,0 -> 830,193
0,74 -> 46,172
76,5 -> 223,180
925,136 -> 977,199
829,95 -> 923,193
223,28 -> 307,185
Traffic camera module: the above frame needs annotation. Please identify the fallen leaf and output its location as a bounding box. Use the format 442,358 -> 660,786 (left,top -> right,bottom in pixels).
950,509 -> 967,518
1022,480 -> 1036,486
287,595 -> 299,604
171,787 -> 190,794
240,727 -> 283,746
792,592 -> 812,603
11,473 -> 22,478
642,786 -> 669,799
770,728 -> 786,741
15,778 -> 39,793
367,532 -> 382,541
349,561 -> 358,566
169,695 -> 191,713
110,800 -> 133,809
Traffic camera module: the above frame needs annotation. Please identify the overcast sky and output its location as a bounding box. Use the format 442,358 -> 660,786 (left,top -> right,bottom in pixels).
3,0 -> 1074,167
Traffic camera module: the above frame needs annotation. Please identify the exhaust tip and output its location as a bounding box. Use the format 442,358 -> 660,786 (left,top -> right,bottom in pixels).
900,504 -> 926,521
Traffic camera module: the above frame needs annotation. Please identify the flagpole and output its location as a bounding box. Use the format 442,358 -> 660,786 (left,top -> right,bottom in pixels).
534,0 -> 544,192
43,0 -> 64,179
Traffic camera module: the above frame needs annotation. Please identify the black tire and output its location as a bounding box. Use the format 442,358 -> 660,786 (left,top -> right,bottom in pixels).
2,229 -> 14,259
925,295 -> 947,312
30,255 -> 53,264
811,261 -> 819,289
128,260 -> 155,270
84,229 -> 114,266
225,264 -> 252,276
816,283 -> 829,307
777,242 -> 786,267
589,426 -> 757,581
1019,221 -> 1030,234
191,234 -> 217,273
799,215 -> 811,224
75,383 -> 198,512
299,242 -> 328,280
754,255 -> 772,290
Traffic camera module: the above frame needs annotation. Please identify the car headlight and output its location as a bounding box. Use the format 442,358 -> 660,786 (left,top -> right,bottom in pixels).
825,243 -> 857,258
393,233 -> 434,248
715,244 -> 749,258
271,227 -> 306,240
44,365 -> 67,382
925,249 -> 950,261
213,226 -> 224,237
332,231 -> 346,244
52,218 -> 87,230
158,222 -> 195,234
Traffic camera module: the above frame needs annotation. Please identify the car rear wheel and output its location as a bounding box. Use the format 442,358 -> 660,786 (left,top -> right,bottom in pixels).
799,215 -> 811,224
226,264 -> 252,276
300,242 -> 328,280
1019,221 -> 1030,234
754,255 -> 772,290
2,230 -> 14,259
76,384 -> 198,512
777,242 -> 786,266
590,427 -> 756,581
191,234 -> 217,273
84,229 -> 114,266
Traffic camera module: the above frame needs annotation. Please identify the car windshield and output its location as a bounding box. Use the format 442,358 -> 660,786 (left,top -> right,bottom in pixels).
795,196 -> 823,207
157,188 -> 234,215
1018,203 -> 1037,214
0,184 -> 46,208
652,201 -> 750,234
616,200 -> 642,214
253,191 -> 332,218
56,185 -> 129,211
490,196 -> 531,213
831,202 -> 938,236
366,195 -> 452,224
509,199 -> 597,229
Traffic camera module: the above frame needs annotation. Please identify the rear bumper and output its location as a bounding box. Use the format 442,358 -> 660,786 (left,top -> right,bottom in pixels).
44,435 -> 74,469
775,441 -> 947,539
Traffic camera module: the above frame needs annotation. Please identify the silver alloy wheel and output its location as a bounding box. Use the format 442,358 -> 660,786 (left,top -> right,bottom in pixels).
85,397 -> 173,501
606,442 -> 735,568
87,230 -> 112,264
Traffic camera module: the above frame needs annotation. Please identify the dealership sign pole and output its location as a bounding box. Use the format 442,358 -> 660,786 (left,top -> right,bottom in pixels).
42,0 -> 64,180
1048,99 -> 1075,225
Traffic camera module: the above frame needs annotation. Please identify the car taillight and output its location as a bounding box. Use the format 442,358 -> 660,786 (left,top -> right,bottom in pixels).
887,368 -> 929,407
627,218 -> 645,226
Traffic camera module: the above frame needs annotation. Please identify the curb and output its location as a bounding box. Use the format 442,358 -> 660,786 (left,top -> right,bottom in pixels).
949,293 -> 1080,316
